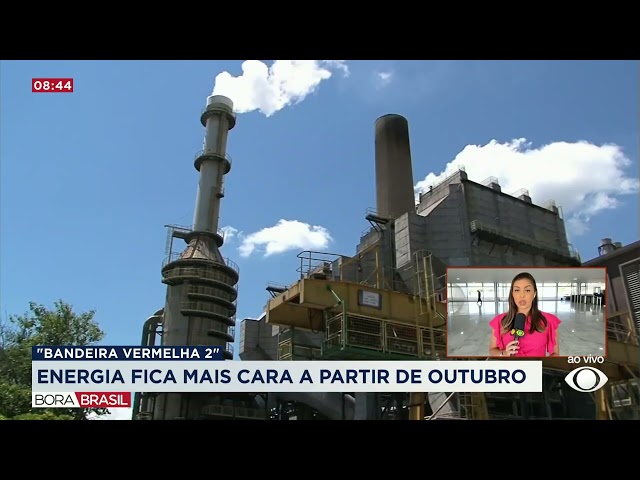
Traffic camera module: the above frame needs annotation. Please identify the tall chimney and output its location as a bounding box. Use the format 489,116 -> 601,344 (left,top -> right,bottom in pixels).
153,94 -> 239,420
193,95 -> 235,233
374,114 -> 415,220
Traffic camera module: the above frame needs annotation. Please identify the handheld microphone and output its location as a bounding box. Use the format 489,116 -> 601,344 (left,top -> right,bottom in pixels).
511,313 -> 526,342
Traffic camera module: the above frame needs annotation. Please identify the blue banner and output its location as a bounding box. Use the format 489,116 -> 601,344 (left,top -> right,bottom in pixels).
31,346 -> 224,361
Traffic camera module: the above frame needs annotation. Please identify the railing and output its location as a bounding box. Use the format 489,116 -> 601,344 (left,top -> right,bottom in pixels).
323,312 -> 446,359
417,166 -> 466,201
296,250 -> 343,279
567,244 -> 581,261
162,265 -> 239,287
194,150 -> 233,167
181,301 -> 236,321
338,263 -> 414,293
365,207 -> 379,217
223,257 -> 239,274
481,176 -> 499,187
162,252 -> 182,267
162,252 -> 239,274
509,188 -> 530,198
166,223 -> 193,235
358,207 -> 390,238
607,311 -> 639,345
165,223 -> 231,241
360,226 -> 380,239
187,284 -> 237,305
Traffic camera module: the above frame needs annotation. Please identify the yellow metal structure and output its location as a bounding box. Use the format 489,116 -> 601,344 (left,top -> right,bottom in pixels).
267,278 -> 437,329
265,247 -> 639,420
267,249 -> 481,420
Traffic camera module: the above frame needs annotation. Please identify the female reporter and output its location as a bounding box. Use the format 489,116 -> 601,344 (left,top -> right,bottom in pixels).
489,271 -> 561,357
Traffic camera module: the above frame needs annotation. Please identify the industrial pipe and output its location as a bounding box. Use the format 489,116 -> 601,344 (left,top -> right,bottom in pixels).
326,284 -> 347,348
132,308 -> 164,420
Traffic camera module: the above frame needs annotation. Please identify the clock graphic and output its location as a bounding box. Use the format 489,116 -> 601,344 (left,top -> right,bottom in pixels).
32,78 -> 74,93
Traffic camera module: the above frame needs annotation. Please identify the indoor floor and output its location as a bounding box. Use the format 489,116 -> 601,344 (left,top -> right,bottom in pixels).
446,300 -> 606,357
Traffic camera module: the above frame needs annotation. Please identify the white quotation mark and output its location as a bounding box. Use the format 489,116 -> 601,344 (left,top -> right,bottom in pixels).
564,367 -> 609,393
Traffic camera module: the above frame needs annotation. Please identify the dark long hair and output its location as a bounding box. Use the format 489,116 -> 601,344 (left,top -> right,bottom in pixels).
500,271 -> 547,334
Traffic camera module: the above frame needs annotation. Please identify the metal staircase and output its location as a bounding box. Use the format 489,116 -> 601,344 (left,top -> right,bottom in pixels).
411,249 -> 488,420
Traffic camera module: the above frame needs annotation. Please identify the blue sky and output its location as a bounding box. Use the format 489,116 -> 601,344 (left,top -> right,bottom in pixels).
1,60 -> 638,359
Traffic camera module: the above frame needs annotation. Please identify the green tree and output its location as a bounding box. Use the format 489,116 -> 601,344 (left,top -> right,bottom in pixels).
0,300 -> 106,420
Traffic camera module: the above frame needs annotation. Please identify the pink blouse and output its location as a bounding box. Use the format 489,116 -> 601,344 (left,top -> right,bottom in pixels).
489,311 -> 561,357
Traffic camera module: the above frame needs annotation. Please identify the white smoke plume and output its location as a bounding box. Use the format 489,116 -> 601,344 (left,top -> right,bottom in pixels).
212,60 -> 349,117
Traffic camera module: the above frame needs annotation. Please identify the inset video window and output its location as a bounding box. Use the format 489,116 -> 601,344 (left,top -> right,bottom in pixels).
445,267 -> 607,359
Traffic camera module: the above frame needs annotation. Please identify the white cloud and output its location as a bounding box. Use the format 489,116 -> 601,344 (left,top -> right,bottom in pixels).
414,138 -> 639,237
212,60 -> 349,117
220,225 -> 239,242
376,71 -> 394,88
238,219 -> 332,257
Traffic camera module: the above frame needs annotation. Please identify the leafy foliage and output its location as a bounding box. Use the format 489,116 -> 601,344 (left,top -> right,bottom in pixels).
0,300 -> 106,420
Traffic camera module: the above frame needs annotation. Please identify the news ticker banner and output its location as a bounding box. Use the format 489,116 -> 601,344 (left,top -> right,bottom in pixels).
32,346 -> 543,394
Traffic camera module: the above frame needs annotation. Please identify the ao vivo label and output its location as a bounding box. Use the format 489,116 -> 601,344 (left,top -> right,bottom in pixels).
32,392 -> 131,408
32,78 -> 74,93
567,355 -> 605,364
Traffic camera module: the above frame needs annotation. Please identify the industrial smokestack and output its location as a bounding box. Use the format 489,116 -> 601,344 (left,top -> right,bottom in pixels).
374,114 -> 415,220
154,94 -> 240,420
193,95 -> 235,234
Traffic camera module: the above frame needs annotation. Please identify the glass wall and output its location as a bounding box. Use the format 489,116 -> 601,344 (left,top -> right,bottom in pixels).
448,282 -> 497,301
448,281 -> 607,302
539,283 -> 557,300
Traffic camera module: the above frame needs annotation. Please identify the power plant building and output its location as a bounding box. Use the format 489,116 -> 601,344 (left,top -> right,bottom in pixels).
133,93 -> 640,421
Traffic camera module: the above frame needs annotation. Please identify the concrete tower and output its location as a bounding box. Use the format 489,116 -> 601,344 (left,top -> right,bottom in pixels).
153,95 -> 240,420
374,114 -> 416,220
